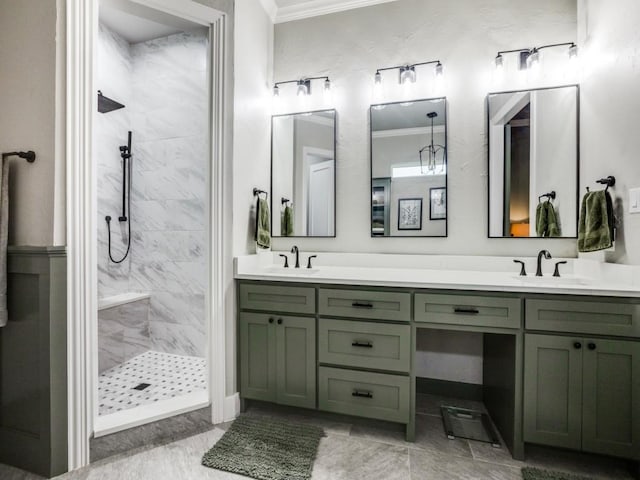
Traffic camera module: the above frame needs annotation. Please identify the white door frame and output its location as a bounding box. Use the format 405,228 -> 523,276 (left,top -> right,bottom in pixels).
66,0 -> 229,469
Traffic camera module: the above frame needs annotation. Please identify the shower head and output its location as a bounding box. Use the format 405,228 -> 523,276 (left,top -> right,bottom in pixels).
427,111 -> 438,119
98,90 -> 125,114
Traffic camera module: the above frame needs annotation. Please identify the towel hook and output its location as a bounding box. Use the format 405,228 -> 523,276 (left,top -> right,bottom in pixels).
2,151 -> 36,163
281,197 -> 291,206
253,188 -> 268,198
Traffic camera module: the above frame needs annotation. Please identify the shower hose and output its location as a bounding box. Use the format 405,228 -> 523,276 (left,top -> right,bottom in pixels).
105,151 -> 132,263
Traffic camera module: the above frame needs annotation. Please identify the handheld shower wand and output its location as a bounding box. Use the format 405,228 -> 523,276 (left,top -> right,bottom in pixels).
106,131 -> 133,263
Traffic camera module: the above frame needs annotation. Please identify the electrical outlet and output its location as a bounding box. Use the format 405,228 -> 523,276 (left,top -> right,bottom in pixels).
630,188 -> 640,214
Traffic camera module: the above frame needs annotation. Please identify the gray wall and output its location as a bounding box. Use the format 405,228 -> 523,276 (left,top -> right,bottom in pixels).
0,0 -> 66,246
578,0 -> 640,265
272,0 -> 578,257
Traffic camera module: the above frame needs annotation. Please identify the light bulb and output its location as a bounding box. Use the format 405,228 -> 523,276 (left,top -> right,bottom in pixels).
495,54 -> 504,70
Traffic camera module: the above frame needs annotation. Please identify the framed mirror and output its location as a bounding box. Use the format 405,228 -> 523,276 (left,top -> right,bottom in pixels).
487,85 -> 579,238
271,109 -> 336,237
370,98 -> 447,237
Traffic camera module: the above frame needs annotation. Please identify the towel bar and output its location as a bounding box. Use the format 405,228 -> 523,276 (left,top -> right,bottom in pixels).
2,151 -> 36,163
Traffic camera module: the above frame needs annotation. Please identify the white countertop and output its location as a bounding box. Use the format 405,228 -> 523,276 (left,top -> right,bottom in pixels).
234,252 -> 640,298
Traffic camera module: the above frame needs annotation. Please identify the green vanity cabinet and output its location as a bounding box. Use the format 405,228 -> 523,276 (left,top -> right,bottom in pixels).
240,312 -> 316,409
524,333 -> 640,460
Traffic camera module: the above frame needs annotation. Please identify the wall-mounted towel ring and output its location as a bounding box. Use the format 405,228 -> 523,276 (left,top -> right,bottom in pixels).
253,187 -> 268,198
2,151 -> 36,163
587,175 -> 615,193
538,191 -> 556,203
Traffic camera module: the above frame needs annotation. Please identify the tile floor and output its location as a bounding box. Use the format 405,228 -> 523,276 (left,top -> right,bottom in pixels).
1,394 -> 636,480
98,351 -> 206,415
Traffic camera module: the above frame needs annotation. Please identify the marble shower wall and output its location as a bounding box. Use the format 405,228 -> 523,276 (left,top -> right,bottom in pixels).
96,23 -> 208,358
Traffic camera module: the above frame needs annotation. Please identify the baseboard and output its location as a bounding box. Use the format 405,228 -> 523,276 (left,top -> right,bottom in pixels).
416,377 -> 483,401
223,393 -> 240,422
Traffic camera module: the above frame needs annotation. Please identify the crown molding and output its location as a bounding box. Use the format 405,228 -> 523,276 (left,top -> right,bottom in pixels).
259,0 -> 278,22
275,0 -> 400,24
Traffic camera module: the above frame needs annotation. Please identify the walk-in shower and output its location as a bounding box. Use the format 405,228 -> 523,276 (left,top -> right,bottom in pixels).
94,0 -> 210,434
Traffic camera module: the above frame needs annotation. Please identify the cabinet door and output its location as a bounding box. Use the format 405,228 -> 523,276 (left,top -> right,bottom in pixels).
276,315 -> 316,409
582,338 -> 640,460
524,334 -> 583,449
240,313 -> 277,402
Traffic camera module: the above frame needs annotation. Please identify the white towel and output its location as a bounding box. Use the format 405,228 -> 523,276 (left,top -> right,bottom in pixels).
0,158 -> 8,327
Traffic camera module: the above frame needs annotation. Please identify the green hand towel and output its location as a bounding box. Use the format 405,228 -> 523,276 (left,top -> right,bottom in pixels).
535,201 -> 560,237
256,197 -> 271,249
535,202 -> 547,237
578,190 -> 614,252
546,202 -> 560,237
281,205 -> 294,237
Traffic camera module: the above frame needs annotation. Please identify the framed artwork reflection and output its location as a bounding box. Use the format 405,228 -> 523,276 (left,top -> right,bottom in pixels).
430,187 -> 446,220
398,198 -> 422,230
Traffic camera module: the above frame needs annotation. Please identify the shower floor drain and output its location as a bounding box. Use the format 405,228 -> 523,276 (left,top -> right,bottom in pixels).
133,383 -> 151,391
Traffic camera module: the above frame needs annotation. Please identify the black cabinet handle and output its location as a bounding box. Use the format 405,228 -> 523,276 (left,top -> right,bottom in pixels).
588,343 -> 596,350
453,307 -> 480,315
574,342 -> 582,349
351,341 -> 373,348
268,317 -> 274,324
277,318 -> 283,325
352,301 -> 373,309
352,390 -> 373,399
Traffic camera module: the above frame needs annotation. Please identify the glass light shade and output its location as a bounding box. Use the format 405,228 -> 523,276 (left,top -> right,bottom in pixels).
273,85 -> 280,97
495,54 -> 504,69
374,71 -> 382,84
399,66 -> 416,84
528,49 -> 540,68
568,44 -> 578,60
435,62 -> 444,77
296,81 -> 309,96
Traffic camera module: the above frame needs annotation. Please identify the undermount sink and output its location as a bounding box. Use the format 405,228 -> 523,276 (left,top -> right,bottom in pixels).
263,266 -> 320,275
513,275 -> 591,286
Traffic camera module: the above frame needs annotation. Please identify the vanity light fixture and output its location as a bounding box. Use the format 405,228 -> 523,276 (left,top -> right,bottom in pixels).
272,76 -> 331,97
374,59 -> 444,86
495,42 -> 577,70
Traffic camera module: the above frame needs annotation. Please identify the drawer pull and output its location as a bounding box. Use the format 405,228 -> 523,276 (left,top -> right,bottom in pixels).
352,301 -> 373,309
453,307 -> 480,315
351,341 -> 373,348
352,390 -> 373,399
588,342 -> 597,350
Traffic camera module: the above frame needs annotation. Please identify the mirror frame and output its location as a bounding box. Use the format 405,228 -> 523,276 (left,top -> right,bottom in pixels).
486,84 -> 580,239
369,97 -> 448,238
270,108 -> 337,238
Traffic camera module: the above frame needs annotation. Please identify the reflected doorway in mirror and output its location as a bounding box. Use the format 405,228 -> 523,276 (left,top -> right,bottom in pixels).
430,187 -> 447,220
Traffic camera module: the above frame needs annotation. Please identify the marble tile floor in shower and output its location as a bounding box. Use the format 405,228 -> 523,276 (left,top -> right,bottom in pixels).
2,394 -> 635,480
98,350 -> 206,415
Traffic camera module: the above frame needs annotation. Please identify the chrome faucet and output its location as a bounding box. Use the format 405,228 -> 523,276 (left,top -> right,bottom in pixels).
291,245 -> 300,268
536,250 -> 552,276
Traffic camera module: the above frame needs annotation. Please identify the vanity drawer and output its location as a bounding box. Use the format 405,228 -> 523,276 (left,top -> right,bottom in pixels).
239,283 -> 315,314
318,367 -> 410,423
318,288 -> 411,322
415,293 -> 521,328
526,298 -> 640,337
319,319 -> 410,372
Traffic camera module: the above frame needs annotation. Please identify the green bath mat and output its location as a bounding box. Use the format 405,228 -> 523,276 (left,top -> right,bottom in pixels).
522,467 -> 596,480
202,415 -> 325,480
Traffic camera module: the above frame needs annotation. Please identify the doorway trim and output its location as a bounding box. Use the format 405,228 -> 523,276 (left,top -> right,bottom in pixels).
66,0 -> 229,470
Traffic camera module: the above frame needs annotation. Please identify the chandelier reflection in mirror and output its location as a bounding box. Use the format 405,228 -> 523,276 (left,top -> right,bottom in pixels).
418,111 -> 446,175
